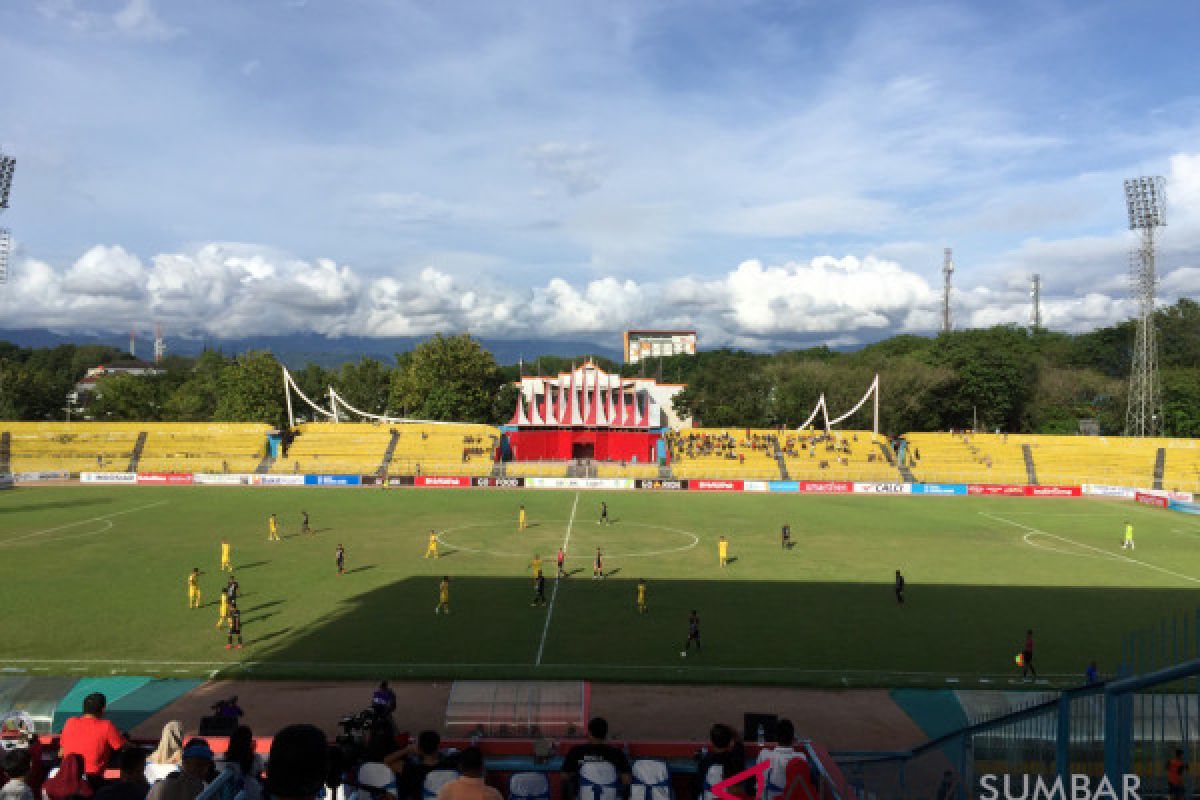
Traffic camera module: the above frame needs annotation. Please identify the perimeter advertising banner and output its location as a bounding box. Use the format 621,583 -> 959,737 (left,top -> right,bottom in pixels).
1082,484 -> 1138,498
525,477 -> 635,490
193,473 -> 253,485
1136,491 -> 1169,509
967,484 -> 1026,496
81,472 -> 137,484
473,477 -> 526,488
136,473 -> 195,485
0,474 -> 12,490
14,470 -> 70,483
911,483 -> 968,495
304,474 -> 361,487
852,482 -> 912,494
690,479 -> 744,492
799,481 -> 853,494
636,479 -> 687,490
768,481 -> 800,493
743,481 -> 770,492
1026,485 -> 1082,497
1169,500 -> 1200,515
415,475 -> 472,488
252,474 -> 306,486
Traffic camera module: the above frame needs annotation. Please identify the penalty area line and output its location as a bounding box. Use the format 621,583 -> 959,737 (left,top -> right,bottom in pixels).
535,491 -> 578,666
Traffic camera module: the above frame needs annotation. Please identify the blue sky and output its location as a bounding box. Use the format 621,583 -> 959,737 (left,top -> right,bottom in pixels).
1,0 -> 1199,347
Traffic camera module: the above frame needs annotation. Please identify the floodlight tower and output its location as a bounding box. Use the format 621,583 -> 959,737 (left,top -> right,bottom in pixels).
1030,274 -> 1042,330
0,147 -> 15,284
154,323 -> 166,364
941,247 -> 954,333
1123,176 -> 1166,437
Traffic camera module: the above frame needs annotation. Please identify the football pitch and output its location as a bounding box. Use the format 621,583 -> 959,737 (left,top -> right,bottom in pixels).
2,485 -> 1199,687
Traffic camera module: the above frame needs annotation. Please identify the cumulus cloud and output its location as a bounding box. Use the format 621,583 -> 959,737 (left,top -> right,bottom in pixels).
5,243 -> 1190,350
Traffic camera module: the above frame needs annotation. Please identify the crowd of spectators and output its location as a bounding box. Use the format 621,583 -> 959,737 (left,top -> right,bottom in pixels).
666,431 -> 779,464
0,695 -> 828,800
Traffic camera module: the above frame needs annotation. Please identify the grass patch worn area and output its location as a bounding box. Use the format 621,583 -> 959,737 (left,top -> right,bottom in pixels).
1,486 -> 1197,686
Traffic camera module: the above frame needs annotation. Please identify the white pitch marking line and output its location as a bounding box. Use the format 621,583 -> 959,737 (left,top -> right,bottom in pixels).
536,492 -> 578,666
1021,531 -> 1106,560
982,511 -> 1200,585
0,501 -> 168,546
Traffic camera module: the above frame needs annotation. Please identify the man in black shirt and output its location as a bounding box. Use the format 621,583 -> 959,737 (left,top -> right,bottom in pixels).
894,570 -> 905,605
533,571 -> 547,606
561,717 -> 631,800
389,731 -> 460,800
695,724 -> 745,799
93,747 -> 150,800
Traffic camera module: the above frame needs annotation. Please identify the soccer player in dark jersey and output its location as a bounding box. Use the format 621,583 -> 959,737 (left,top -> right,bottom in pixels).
683,610 -> 701,656
335,544 -> 346,575
301,510 -> 311,535
1021,629 -> 1037,679
782,523 -> 792,549
556,547 -> 566,578
598,501 -> 609,525
593,548 -> 604,579
532,571 -> 547,606
894,570 -> 905,605
225,575 -> 239,605
226,606 -> 243,649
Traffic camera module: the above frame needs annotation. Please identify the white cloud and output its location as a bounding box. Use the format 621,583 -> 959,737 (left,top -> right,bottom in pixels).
38,0 -> 180,40
525,142 -> 605,196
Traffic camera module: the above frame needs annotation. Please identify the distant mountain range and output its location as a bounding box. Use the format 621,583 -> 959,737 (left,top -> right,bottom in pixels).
0,328 -> 623,368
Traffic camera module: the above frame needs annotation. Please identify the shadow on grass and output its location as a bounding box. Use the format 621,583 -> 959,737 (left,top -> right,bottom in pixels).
0,497 -> 113,514
218,576 -> 1200,688
236,560 -> 269,570
343,565 -> 376,575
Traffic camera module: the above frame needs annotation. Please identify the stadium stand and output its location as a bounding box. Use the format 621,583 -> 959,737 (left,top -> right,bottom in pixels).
135,423 -> 270,474
668,429 -> 784,480
904,432 -> 1030,486
0,422 -> 145,474
1160,438 -> 1200,493
277,422 -> 396,476
779,429 -> 901,482
385,423 -> 498,477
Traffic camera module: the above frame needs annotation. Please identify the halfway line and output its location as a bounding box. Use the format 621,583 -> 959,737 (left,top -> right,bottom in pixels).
536,492 -> 578,666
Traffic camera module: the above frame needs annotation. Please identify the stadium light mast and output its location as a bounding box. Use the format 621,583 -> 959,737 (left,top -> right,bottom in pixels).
941,247 -> 954,333
153,323 -> 166,364
1030,274 -> 1042,331
0,146 -> 15,285
1123,176 -> 1166,438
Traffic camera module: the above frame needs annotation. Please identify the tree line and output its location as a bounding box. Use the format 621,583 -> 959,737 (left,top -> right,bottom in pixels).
1,298 -> 1197,436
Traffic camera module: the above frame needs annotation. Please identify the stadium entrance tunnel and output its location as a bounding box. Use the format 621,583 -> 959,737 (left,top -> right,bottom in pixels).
213,577 -> 1200,687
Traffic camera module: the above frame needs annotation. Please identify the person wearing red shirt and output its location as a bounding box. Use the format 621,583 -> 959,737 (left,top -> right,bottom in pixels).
59,693 -> 126,779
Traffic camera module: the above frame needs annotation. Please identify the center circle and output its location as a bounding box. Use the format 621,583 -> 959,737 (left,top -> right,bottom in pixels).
437,520 -> 699,559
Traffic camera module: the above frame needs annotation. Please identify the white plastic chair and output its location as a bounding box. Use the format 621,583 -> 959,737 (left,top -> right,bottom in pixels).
509,772 -> 551,800
422,769 -> 460,800
630,759 -> 671,800
579,761 -> 619,800
700,764 -> 725,800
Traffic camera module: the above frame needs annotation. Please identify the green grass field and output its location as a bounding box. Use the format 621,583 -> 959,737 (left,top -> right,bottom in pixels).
2,485 -> 1198,687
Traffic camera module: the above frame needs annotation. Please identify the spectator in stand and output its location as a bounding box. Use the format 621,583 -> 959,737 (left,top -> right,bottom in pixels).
1,750 -> 34,800
149,723 -> 184,768
695,724 -> 744,799
561,717 -> 631,800
59,693 -> 126,781
1085,661 -> 1100,685
146,741 -> 213,800
1167,749 -> 1187,800
372,682 -> 398,716
435,749 -> 499,800
754,720 -> 806,800
389,731 -> 457,800
215,727 -> 263,800
93,748 -> 149,800
263,725 -> 328,800
42,755 -> 92,800
934,770 -> 956,800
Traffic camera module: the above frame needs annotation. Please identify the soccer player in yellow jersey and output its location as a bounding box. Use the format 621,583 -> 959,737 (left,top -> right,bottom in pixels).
425,530 -> 439,559
1122,520 -> 1135,550
188,567 -> 202,608
268,513 -> 280,542
636,579 -> 647,614
518,505 -> 527,530
718,535 -> 729,567
435,576 -> 450,614
216,587 -> 230,628
530,554 -> 543,581
220,538 -> 232,571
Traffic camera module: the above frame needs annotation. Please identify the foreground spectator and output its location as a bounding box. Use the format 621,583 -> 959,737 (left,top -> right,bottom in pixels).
264,725 -> 328,800
390,731 -> 457,800
94,748 -> 149,800
1,750 -> 34,800
42,755 -> 93,800
754,720 -> 806,800
436,749 -> 499,800
149,723 -> 184,767
146,741 -> 213,800
207,726 -> 263,800
561,717 -> 631,800
59,694 -> 126,780
695,724 -> 744,799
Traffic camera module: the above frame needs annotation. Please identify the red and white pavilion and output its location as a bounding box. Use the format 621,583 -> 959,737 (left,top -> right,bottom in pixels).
500,361 -> 682,463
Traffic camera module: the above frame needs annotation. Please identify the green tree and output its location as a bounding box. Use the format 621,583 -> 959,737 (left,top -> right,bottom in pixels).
335,357 -> 392,416
162,350 -> 226,421
388,334 -> 501,422
214,351 -> 286,426
88,373 -> 170,421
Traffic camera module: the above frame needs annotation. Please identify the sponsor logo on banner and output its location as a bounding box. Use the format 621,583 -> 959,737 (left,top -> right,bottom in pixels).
14,470 -> 70,483
359,475 -> 382,486
473,477 -> 526,488
1026,485 -> 1082,497
415,476 -> 471,488
0,474 -> 12,490
137,472 -> 195,485
852,482 -> 912,494
1136,491 -> 1169,509
743,481 -> 769,492
81,472 -> 137,484
526,477 -> 634,490
768,481 -> 800,493
967,484 -> 1025,496
912,483 -> 967,495
1169,500 -> 1200,515
1083,484 -> 1137,498
799,481 -> 853,494
193,473 -> 252,485
252,474 -> 306,486
304,474 -> 361,486
691,479 -> 744,492
386,475 -> 415,487
636,479 -> 686,490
